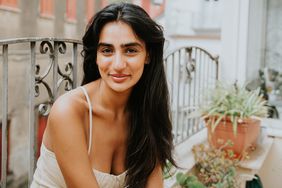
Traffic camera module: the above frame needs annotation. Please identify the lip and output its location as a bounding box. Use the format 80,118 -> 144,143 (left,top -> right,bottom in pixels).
109,73 -> 130,83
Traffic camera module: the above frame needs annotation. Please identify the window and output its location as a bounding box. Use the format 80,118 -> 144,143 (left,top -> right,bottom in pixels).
138,0 -> 165,19
40,0 -> 54,17
0,0 -> 18,9
152,0 -> 164,5
149,0 -> 165,18
192,0 -> 222,31
100,0 -> 108,9
66,0 -> 76,22
86,0 -> 95,21
141,0 -> 150,14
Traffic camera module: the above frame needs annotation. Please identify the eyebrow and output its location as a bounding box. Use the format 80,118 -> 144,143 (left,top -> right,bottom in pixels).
97,42 -> 144,48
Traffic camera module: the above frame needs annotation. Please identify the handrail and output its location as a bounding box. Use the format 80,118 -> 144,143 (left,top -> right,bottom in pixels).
0,37 -> 83,188
0,39 -> 219,187
0,37 -> 82,45
165,46 -> 219,61
164,46 -> 219,144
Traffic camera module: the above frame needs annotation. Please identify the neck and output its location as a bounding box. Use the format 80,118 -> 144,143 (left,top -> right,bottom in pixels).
97,79 -> 131,114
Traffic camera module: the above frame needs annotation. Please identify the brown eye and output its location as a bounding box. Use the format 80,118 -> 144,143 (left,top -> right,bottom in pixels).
100,48 -> 113,55
125,48 -> 138,54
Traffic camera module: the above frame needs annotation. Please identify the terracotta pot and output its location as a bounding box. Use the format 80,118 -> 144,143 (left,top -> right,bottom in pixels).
205,117 -> 261,159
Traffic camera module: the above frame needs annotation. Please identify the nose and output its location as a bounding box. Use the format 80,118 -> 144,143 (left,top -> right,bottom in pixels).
113,52 -> 126,71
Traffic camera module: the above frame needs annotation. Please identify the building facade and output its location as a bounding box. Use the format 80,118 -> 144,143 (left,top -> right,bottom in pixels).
0,0 -> 165,185
164,0 -> 222,56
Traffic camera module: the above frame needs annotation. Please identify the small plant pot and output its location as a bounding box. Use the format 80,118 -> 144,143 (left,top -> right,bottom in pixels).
205,117 -> 261,159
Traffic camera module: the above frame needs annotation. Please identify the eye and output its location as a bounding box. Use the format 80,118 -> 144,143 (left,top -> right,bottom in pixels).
100,48 -> 113,55
125,48 -> 138,54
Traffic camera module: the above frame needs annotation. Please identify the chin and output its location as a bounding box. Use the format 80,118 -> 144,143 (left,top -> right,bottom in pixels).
109,82 -> 134,93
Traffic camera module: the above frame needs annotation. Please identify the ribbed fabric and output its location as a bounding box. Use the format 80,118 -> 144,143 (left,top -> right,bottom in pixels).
31,87 -> 127,188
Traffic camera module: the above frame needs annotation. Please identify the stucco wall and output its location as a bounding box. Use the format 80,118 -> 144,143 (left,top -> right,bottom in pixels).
0,10 -> 21,39
164,0 -> 221,56
265,0 -> 282,71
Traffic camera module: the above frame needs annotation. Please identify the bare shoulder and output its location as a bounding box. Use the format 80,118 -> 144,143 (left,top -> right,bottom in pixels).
50,88 -> 86,118
43,87 -> 100,187
45,87 -> 88,148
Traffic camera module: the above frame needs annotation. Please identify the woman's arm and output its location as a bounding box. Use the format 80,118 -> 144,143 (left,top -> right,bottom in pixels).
46,95 -> 99,188
145,164 -> 164,188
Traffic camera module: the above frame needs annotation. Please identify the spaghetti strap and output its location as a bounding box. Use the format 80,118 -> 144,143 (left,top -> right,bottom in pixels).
79,86 -> 93,155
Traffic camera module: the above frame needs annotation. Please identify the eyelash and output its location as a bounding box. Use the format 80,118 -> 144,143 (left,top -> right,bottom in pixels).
125,48 -> 138,54
101,48 -> 113,54
99,48 -> 138,55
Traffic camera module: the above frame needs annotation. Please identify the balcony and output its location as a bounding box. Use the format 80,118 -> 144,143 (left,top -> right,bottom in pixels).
1,37 -> 280,188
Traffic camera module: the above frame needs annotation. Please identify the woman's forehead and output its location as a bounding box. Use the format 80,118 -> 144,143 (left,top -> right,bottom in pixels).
98,21 -> 145,46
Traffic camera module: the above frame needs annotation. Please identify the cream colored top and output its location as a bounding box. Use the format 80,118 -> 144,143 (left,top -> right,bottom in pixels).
31,87 -> 127,188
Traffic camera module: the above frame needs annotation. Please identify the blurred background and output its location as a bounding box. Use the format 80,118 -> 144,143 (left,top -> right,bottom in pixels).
1,0 -> 282,187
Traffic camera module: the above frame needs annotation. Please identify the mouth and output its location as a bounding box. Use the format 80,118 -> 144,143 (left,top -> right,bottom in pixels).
109,73 -> 130,83
109,74 -> 130,78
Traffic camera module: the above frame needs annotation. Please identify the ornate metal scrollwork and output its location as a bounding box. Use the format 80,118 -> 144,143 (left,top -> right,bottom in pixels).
185,47 -> 196,83
35,40 -> 76,115
186,59 -> 196,80
36,42 -> 53,108
56,41 -> 74,92
35,41 -> 67,115
38,102 -> 52,117
57,41 -> 66,54
36,41 -> 55,106
57,61 -> 74,91
40,41 -> 54,57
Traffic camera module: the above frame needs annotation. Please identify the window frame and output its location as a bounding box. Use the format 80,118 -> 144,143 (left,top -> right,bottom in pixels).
39,0 -> 54,19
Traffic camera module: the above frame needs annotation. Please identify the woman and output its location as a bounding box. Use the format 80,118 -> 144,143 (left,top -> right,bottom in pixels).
31,2 -> 175,188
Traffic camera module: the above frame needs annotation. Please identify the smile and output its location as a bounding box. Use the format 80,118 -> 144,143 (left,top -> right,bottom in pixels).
110,74 -> 130,78
109,74 -> 130,83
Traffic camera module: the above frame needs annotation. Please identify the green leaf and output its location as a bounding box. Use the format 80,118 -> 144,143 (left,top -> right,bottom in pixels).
187,181 -> 206,188
176,172 -> 187,185
185,174 -> 198,182
232,116 -> 238,136
211,115 -> 225,133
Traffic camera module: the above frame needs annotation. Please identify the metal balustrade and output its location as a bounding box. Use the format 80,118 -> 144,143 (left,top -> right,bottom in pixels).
164,46 -> 219,144
0,38 -> 82,187
0,38 -> 218,187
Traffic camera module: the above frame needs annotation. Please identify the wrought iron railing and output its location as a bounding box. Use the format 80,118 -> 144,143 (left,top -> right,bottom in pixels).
0,38 -> 218,187
0,37 -> 82,187
164,46 -> 219,144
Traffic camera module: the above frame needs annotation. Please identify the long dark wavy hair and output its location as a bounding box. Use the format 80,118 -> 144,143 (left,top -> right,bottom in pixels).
81,3 -> 175,187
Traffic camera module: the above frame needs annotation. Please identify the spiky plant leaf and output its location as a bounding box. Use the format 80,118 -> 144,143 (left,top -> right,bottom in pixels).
201,82 -> 268,135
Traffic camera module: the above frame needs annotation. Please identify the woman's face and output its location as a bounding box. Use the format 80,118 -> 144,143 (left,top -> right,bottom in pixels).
97,21 -> 147,93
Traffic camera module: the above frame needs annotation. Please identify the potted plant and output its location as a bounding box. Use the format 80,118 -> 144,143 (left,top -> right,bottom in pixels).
176,172 -> 205,188
175,143 -> 239,188
201,82 -> 268,158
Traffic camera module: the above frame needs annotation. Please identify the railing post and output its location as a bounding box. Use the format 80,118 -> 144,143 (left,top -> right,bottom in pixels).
175,51 -> 181,144
1,44 -> 8,188
72,43 -> 78,88
53,42 -> 59,99
28,41 -> 36,186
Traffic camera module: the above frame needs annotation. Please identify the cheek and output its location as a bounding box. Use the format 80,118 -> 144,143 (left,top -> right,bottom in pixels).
127,55 -> 146,66
130,60 -> 145,78
96,55 -> 111,71
131,62 -> 145,78
128,57 -> 146,73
